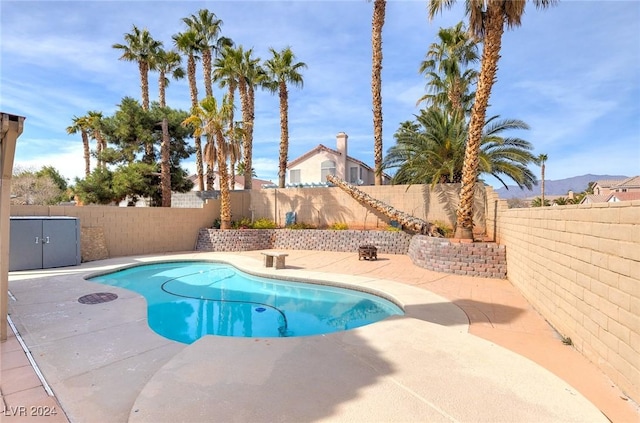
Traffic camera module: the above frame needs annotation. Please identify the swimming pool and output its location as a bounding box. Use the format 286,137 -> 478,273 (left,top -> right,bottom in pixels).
88,261 -> 404,343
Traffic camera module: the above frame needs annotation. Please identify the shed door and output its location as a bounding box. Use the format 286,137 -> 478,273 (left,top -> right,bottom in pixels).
9,219 -> 43,271
43,219 -> 78,269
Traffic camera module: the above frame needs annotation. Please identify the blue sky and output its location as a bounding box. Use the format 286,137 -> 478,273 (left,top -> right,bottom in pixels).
1,0 -> 639,190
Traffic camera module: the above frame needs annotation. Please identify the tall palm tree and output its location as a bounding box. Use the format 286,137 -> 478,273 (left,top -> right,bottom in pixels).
160,117 -> 171,207
383,108 -> 537,189
264,47 -> 307,188
418,22 -> 479,116
182,9 -> 230,98
155,48 -> 185,108
214,45 -> 241,189
66,115 -> 92,177
428,0 -> 558,239
371,0 -> 386,185
538,153 -> 548,207
173,29 -> 205,191
183,96 -> 234,228
112,25 -> 162,111
232,47 -> 261,190
86,111 -> 106,169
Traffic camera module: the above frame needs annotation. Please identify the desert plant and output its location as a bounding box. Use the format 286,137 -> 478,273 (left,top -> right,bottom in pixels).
286,222 -> 316,229
252,218 -> 278,229
432,220 -> 454,238
231,217 -> 253,229
329,222 -> 349,230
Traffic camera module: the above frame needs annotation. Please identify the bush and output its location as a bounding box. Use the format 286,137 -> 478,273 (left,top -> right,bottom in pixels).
286,222 -> 316,229
252,218 -> 278,229
432,220 -> 454,238
329,222 -> 349,230
231,217 -> 253,229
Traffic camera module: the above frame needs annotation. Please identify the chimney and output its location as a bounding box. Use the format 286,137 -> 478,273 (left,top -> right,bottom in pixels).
336,132 -> 348,180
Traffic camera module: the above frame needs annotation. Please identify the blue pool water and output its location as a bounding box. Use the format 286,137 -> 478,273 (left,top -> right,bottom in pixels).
88,261 -> 403,344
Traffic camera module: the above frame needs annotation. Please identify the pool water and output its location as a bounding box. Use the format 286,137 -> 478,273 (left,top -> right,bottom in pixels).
88,261 -> 403,344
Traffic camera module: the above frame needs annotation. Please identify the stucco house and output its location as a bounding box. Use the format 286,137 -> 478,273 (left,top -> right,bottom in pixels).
286,132 -> 389,186
582,176 -> 640,204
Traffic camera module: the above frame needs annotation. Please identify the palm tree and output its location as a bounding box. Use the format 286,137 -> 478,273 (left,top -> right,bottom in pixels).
173,29 -> 205,191
233,47 -> 262,190
113,25 -> 162,111
155,48 -> 185,108
183,96 -> 234,229
160,117 -> 171,207
86,111 -> 106,169
182,9 -> 230,99
383,108 -> 537,188
264,47 -> 307,188
66,115 -> 92,177
370,0 -> 386,185
418,22 -> 479,116
538,153 -> 548,207
428,0 -> 558,239
214,45 -> 241,189
384,109 -> 466,185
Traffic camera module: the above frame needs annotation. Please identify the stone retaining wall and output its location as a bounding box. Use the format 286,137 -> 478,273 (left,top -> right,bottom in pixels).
408,235 -> 507,279
195,229 -> 413,254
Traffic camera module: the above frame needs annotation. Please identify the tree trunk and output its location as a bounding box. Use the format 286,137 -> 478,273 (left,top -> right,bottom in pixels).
216,132 -> 231,229
160,118 -> 171,207
203,50 -> 213,98
139,61 -> 150,111
188,55 -> 204,191
278,82 -> 289,188
239,77 -> 252,190
541,162 -> 546,207
326,175 -> 438,235
372,0 -> 385,186
158,71 -> 166,108
82,131 -> 90,177
454,4 -> 504,240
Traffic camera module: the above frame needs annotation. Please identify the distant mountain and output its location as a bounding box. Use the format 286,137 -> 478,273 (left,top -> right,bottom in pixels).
493,174 -> 629,199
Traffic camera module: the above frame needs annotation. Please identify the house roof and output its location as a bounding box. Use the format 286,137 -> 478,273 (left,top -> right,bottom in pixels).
607,192 -> 640,202
615,175 -> 640,189
593,178 -> 628,188
287,143 -> 375,172
188,173 -> 273,190
580,194 -> 610,204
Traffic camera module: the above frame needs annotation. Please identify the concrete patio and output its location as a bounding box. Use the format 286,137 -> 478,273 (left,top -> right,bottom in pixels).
2,250 -> 638,422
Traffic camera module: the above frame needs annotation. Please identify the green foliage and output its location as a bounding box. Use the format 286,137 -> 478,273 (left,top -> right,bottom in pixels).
384,108 -> 537,189
73,167 -> 116,205
432,220 -> 454,238
252,218 -> 278,229
286,222 -> 316,229
36,166 -> 68,192
329,222 -> 349,230
530,197 -> 551,207
72,98 -> 195,205
231,217 -> 253,229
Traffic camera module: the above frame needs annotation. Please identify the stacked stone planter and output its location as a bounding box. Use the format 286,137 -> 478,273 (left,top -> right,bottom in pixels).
196,228 -> 412,254
196,229 -> 507,279
408,235 -> 507,279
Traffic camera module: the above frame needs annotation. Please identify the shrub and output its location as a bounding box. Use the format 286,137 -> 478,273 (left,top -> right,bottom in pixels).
231,217 -> 253,229
212,218 -> 221,229
385,225 -> 401,232
286,222 -> 316,229
252,218 -> 278,229
432,220 -> 454,238
329,222 -> 349,230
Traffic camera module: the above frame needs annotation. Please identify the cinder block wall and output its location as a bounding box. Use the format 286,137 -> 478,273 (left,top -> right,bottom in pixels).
496,201 -> 640,403
11,203 -> 219,259
240,184 -> 491,233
